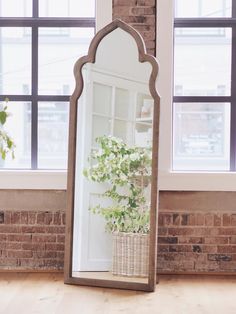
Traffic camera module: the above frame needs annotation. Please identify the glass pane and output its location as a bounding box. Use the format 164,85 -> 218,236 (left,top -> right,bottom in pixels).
0,0 -> 32,17
135,123 -> 153,148
174,28 -> 231,96
39,0 -> 95,17
0,102 -> 31,169
93,83 -> 112,116
113,120 -> 133,144
175,0 -> 231,18
92,115 -> 111,147
0,28 -> 31,95
38,102 -> 69,169
38,28 -> 94,95
114,88 -> 131,120
173,103 -> 230,171
136,94 -> 153,120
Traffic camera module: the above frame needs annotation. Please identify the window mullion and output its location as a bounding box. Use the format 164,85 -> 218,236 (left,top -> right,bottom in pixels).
230,2 -> 236,170
31,25 -> 38,169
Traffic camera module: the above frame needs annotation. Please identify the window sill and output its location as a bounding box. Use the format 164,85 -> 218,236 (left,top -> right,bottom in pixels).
1,169 -> 235,191
159,170 -> 236,191
0,170 -> 67,190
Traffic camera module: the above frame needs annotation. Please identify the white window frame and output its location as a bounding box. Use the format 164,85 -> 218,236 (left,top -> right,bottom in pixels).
0,0 -> 112,190
157,0 -> 236,191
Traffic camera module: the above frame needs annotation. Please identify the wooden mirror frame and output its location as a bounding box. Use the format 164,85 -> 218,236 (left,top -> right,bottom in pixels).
64,19 -> 160,292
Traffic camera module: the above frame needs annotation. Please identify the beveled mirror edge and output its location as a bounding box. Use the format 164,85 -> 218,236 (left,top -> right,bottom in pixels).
64,18 -> 161,292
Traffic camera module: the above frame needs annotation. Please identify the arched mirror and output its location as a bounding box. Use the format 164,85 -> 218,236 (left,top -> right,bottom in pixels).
64,19 -> 160,292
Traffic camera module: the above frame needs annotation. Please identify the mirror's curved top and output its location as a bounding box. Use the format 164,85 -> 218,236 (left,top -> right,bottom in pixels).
71,19 -> 159,102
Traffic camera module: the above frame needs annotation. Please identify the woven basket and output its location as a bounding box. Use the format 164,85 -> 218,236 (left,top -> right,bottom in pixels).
112,232 -> 149,277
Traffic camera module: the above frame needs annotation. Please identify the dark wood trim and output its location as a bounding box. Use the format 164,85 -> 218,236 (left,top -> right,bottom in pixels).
174,17 -> 236,27
0,17 -> 95,27
64,19 -> 160,292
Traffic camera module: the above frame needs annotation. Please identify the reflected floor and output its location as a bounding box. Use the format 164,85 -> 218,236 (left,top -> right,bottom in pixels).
72,271 -> 148,284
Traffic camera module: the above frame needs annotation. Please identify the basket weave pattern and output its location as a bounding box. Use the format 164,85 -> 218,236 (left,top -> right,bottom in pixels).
112,232 -> 149,277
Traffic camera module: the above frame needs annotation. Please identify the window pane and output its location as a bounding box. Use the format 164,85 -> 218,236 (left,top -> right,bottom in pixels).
0,102 -> 31,169
39,0 -> 95,17
175,0 -> 231,18
38,28 -> 94,95
174,28 -> 231,96
93,83 -> 112,116
0,0 -> 32,17
173,103 -> 230,171
0,28 -> 31,95
38,102 -> 69,169
115,88 -> 131,120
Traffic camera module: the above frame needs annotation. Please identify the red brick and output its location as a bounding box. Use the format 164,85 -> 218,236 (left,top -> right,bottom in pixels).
178,237 -> 203,244
214,214 -> 221,226
19,259 -> 44,268
157,245 -> 169,253
131,7 -> 155,16
223,214 -> 231,226
45,212 -> 53,225
0,225 -> 21,233
57,235 -> 65,243
11,212 -> 21,224
62,213 -> 66,225
8,234 -> 32,242
219,228 -> 236,235
158,237 -> 178,244
21,226 -> 46,233
22,243 -> 45,251
137,0 -> 155,5
205,214 -> 214,226
205,237 -> 228,245
8,250 -> 33,258
53,212 -> 62,225
6,242 -> 22,250
4,212 -> 11,224
0,234 -> 7,241
168,227 -> 195,236
169,245 -> 192,253
37,212 -> 45,224
21,212 -> 28,224
113,0 -> 137,5
45,243 -> 64,251
158,227 -> 168,236
218,245 -> 236,254
28,212 -> 37,224
45,226 -> 65,234
230,236 -> 236,244
32,235 -> 56,243
34,251 -> 57,258
0,258 -> 18,267
231,214 -> 236,226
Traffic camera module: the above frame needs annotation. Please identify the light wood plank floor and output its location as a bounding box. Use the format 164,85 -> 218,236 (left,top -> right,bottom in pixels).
0,273 -> 236,314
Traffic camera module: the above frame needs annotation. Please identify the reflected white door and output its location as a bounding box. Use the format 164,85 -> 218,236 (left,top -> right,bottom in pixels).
73,68 -> 151,271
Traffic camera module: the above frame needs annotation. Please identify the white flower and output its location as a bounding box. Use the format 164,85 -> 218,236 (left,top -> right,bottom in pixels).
130,153 -> 139,161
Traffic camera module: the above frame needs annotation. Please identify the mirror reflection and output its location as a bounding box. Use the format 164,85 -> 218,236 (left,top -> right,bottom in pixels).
72,28 -> 154,284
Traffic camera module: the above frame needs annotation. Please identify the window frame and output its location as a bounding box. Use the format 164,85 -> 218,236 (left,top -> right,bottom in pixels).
0,0 -> 112,189
157,0 -> 236,191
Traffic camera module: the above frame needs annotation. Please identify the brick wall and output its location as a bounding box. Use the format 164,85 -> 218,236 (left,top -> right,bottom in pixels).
113,0 -> 156,55
157,211 -> 236,274
0,210 -> 65,270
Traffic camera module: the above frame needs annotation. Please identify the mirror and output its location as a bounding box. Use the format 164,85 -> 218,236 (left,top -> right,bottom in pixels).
64,19 -> 160,292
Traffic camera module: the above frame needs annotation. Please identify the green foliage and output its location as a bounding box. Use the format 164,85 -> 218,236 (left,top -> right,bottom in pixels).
84,136 -> 152,234
0,99 -> 15,160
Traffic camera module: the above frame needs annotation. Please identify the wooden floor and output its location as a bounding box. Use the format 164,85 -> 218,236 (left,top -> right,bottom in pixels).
0,273 -> 236,314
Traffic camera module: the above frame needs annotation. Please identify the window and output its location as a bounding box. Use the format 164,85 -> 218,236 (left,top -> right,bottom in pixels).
0,0 -> 95,169
173,0 -> 234,171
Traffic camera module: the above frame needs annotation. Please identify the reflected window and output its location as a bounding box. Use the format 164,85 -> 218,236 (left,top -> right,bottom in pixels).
0,0 -> 95,169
